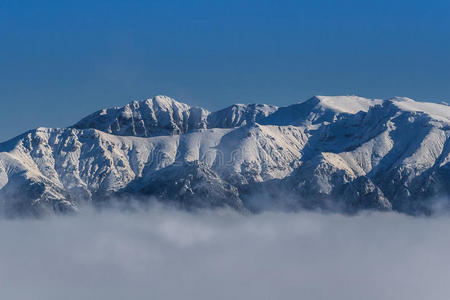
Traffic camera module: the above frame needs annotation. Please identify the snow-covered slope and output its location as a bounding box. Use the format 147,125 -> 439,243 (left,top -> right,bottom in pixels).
1,95 -> 449,217
207,104 -> 278,128
261,95 -> 383,126
73,95 -> 210,137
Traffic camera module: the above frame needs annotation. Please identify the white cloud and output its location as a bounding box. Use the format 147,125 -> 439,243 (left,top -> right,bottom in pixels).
0,207 -> 449,300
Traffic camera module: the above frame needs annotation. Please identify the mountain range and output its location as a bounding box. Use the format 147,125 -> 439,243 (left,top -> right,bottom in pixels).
1,95 -> 449,217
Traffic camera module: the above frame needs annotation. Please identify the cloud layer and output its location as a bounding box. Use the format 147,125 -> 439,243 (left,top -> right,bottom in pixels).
1,208 -> 450,300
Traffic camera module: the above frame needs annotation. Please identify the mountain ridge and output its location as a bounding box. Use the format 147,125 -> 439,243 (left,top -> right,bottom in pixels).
1,95 -> 449,217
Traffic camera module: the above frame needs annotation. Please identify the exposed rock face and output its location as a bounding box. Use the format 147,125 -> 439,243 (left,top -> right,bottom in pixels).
342,176 -> 392,212
208,104 -> 278,128
137,162 -> 245,211
73,96 -> 210,137
1,95 -> 450,216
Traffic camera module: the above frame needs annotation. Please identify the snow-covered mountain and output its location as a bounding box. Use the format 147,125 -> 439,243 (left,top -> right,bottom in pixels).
74,95 -> 210,137
1,95 -> 449,217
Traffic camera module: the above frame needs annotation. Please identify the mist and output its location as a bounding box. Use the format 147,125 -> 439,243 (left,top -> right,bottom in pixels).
1,207 -> 450,300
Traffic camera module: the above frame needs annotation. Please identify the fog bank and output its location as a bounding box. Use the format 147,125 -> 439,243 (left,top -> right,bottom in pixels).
1,208 -> 450,300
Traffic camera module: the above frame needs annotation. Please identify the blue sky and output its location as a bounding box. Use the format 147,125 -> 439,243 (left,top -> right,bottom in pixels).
0,0 -> 449,140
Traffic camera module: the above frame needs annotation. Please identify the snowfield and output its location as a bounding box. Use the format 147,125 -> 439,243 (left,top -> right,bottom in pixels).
1,95 -> 449,216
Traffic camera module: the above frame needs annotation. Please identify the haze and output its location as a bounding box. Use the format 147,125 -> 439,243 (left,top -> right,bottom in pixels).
1,207 -> 450,300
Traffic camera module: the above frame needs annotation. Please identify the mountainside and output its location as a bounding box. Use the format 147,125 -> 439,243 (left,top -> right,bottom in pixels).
1,95 -> 450,217
74,95 -> 210,137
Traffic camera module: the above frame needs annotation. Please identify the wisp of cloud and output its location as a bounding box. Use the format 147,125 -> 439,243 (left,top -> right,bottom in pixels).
0,207 -> 450,300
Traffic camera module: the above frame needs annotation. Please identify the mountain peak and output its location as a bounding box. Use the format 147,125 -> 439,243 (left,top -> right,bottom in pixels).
310,95 -> 383,114
148,95 -> 191,110
73,95 -> 209,137
207,103 -> 278,128
386,96 -> 450,122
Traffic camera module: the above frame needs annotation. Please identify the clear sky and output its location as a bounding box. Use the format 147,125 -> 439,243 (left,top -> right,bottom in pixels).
1,0 -> 449,141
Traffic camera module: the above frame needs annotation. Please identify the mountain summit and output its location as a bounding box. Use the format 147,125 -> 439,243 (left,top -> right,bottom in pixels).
1,95 -> 449,217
